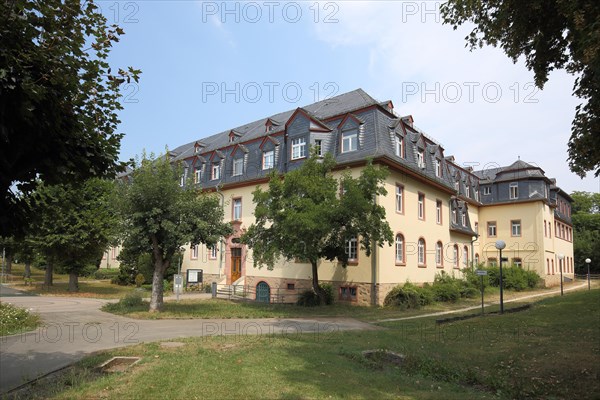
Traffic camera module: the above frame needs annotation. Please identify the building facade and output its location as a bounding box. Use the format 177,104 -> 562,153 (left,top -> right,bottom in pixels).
109,89 -> 575,305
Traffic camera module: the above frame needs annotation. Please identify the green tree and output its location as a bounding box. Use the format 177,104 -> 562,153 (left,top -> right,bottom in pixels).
242,153 -> 393,304
0,236 -> 15,275
29,179 -> 117,290
117,153 -> 232,312
441,0 -> 600,178
0,0 -> 140,237
571,191 -> 600,273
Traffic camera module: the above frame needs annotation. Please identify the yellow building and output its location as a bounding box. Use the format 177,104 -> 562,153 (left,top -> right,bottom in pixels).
109,89 -> 574,305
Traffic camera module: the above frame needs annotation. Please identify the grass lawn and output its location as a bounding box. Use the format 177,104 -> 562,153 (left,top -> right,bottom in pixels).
14,289 -> 599,400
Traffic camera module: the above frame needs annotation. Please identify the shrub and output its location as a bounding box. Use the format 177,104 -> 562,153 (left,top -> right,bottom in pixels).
94,269 -> 121,280
297,284 -> 335,307
384,282 -> 433,309
432,282 -> 461,302
134,273 -> 145,287
0,302 -> 41,336
81,264 -> 99,277
465,265 -> 540,291
102,292 -> 147,313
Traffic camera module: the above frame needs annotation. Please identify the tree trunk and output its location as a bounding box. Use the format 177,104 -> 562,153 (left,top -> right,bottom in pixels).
5,253 -> 12,274
44,261 -> 53,286
68,271 -> 79,292
149,263 -> 164,312
24,262 -> 31,278
311,260 -> 327,304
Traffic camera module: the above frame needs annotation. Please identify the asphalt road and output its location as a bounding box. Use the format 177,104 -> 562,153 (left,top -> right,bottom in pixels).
0,285 -> 376,393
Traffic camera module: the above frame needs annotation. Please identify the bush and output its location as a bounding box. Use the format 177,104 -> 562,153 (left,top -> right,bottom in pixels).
384,282 -> 434,309
432,282 -> 461,302
0,302 -> 41,336
297,284 -> 334,307
94,268 -> 121,280
134,273 -> 145,288
81,264 -> 99,277
102,292 -> 147,313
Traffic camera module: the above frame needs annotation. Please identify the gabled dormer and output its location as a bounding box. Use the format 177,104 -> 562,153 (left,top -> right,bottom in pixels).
194,141 -> 206,155
338,113 -> 364,154
265,118 -> 280,133
228,130 -> 243,143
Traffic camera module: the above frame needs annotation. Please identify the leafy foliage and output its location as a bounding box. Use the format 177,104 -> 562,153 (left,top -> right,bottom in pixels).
0,302 -> 40,336
0,0 -> 141,236
116,152 -> 232,311
296,284 -> 335,307
571,191 -> 600,273
383,282 -> 434,309
441,0 -> 600,177
463,266 -> 541,291
242,152 -> 393,302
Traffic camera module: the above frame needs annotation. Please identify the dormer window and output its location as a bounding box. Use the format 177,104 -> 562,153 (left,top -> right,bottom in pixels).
509,182 -> 518,199
417,150 -> 425,168
263,150 -> 274,170
314,139 -> 322,156
341,128 -> 358,153
465,186 -> 470,198
229,135 -> 235,143
461,212 -> 467,226
395,134 -> 404,158
291,137 -> 306,160
194,167 -> 202,183
435,159 -> 442,177
195,147 -> 201,154
211,163 -> 220,180
455,181 -> 460,192
483,186 -> 491,195
232,157 -> 243,176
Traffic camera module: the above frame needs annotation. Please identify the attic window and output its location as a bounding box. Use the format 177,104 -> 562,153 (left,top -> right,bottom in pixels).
194,146 -> 201,154
341,128 -> 358,153
417,150 -> 425,168
229,135 -> 235,143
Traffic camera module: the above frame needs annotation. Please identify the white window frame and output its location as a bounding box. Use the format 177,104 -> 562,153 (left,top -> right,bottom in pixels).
291,137 -> 306,160
233,198 -> 242,220
395,134 -> 403,157
341,128 -> 358,153
418,193 -> 425,220
436,242 -> 443,266
263,150 -> 274,170
463,246 -> 468,267
395,234 -> 404,263
453,245 -> 459,267
210,246 -> 217,259
191,245 -> 198,259
436,201 -> 442,224
396,185 -> 403,213
232,157 -> 243,176
346,236 -> 358,261
314,139 -> 322,156
211,163 -> 220,180
488,222 -> 497,237
483,186 -> 491,195
465,186 -> 470,198
511,220 -> 521,236
417,150 -> 425,168
418,239 -> 426,265
435,159 -> 442,177
509,182 -> 518,199
461,212 -> 467,226
194,168 -> 201,183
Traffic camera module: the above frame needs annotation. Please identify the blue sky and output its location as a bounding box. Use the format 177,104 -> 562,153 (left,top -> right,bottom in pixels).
100,0 -> 599,193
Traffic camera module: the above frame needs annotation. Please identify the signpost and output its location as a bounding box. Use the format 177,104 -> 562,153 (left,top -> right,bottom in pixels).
476,269 -> 487,315
174,274 -> 183,300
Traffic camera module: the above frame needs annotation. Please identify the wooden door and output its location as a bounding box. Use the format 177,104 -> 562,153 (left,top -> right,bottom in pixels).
231,248 -> 242,283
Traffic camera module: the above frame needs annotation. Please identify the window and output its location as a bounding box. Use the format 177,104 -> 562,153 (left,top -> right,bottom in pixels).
291,137 -> 306,160
463,246 -> 468,267
509,182 -> 518,199
314,139 -> 322,156
418,193 -> 425,220
418,238 -> 426,265
194,167 -> 202,183
474,222 -> 479,233
209,246 -> 217,260
436,200 -> 442,224
461,212 -> 467,226
211,163 -> 221,180
191,245 -> 198,260
544,220 -> 547,237
483,186 -> 491,195
417,150 -> 425,168
232,158 -> 243,176
395,234 -> 404,264
341,128 -> 358,153
488,221 -> 497,237
465,186 -> 470,198
436,241 -> 443,267
395,185 -> 404,213
511,220 -> 521,236
232,198 -> 242,220
452,209 -> 457,224
287,283 -> 295,290
263,150 -> 274,170
346,236 -> 358,262
475,189 -> 479,201
111,247 -> 119,260
548,221 -> 551,238
475,253 -> 479,265
395,134 -> 404,158
488,257 -> 497,267
513,258 -> 522,268
455,181 -> 460,192
435,159 -> 442,177
453,244 -> 459,268
339,286 -> 357,301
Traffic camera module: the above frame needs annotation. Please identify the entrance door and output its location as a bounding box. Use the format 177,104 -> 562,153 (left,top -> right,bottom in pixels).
256,281 -> 270,303
231,248 -> 242,283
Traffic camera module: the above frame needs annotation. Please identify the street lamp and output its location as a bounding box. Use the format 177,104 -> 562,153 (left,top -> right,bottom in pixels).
495,240 -> 506,314
557,253 -> 564,296
585,258 -> 592,290
471,235 -> 478,271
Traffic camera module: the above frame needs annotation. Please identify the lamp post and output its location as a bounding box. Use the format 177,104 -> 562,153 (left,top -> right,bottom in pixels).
495,240 -> 506,314
471,235 -> 478,271
585,258 -> 592,290
557,253 -> 564,296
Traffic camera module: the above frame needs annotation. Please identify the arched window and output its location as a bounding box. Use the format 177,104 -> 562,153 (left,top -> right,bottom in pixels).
463,246 -> 469,268
436,241 -> 443,266
395,234 -> 405,264
475,253 -> 480,265
418,238 -> 426,266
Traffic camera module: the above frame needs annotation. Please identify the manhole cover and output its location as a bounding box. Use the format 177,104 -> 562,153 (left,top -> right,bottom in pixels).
98,357 -> 141,373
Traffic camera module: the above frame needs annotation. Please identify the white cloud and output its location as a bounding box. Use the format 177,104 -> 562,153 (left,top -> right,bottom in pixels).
312,1 -> 598,193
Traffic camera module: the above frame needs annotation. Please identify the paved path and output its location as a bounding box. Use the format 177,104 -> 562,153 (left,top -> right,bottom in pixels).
0,287 -> 375,393
375,281 -> 590,323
